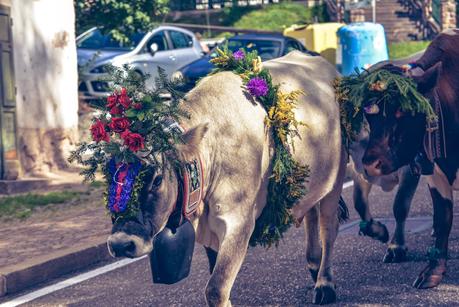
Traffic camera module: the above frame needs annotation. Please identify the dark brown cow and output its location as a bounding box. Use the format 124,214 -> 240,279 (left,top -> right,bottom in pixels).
362,29 -> 459,289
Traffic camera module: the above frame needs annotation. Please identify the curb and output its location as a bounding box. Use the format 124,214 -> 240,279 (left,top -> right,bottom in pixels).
0,241 -> 111,297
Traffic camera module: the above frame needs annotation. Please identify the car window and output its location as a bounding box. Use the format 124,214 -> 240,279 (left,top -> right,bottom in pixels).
77,28 -> 145,50
227,39 -> 282,61
147,31 -> 168,52
286,40 -> 303,53
169,30 -> 193,49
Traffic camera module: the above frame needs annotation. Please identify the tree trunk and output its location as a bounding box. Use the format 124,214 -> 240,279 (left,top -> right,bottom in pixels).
11,0 -> 79,177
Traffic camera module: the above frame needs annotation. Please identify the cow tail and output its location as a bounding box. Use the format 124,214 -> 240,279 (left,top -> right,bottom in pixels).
338,196 -> 349,224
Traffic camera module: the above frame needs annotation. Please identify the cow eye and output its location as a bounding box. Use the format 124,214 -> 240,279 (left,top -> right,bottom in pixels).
153,175 -> 163,187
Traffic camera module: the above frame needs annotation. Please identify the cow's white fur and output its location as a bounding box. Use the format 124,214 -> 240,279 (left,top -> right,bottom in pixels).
174,51 -> 346,305
182,52 -> 343,251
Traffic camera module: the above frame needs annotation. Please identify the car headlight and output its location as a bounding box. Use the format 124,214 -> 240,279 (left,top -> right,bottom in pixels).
90,65 -> 110,74
171,71 -> 184,83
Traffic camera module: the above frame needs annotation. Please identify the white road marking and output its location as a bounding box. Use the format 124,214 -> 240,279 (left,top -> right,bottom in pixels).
343,180 -> 354,190
1,182 -> 355,306
0,256 -> 146,307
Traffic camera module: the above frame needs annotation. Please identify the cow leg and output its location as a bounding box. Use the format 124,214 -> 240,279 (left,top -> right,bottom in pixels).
312,155 -> 346,305
353,175 -> 389,243
303,206 -> 321,283
205,214 -> 253,307
413,170 -> 453,289
205,246 -> 218,274
384,166 -> 420,263
312,188 -> 341,305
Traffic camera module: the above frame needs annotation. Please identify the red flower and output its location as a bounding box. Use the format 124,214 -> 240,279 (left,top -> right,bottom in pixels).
107,94 -> 118,109
121,131 -> 145,152
133,103 -> 142,110
90,120 -> 109,143
109,117 -> 130,133
118,88 -> 131,108
110,105 -> 123,115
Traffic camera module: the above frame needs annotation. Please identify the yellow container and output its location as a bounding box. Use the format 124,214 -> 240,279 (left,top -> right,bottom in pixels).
284,22 -> 344,64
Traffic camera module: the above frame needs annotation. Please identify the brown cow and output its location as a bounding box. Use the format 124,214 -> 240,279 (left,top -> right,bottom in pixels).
362,29 -> 459,289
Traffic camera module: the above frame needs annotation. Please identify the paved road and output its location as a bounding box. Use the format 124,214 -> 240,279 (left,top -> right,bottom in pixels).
3,177 -> 459,307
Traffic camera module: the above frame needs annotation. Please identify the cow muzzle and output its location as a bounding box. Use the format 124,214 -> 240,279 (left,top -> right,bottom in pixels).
107,232 -> 153,258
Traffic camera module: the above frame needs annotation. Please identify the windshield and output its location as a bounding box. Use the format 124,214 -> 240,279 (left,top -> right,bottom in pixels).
77,28 -> 145,51
226,39 -> 282,60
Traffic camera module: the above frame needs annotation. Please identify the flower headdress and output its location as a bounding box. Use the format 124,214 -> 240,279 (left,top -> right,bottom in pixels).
335,66 -> 437,148
69,66 -> 187,219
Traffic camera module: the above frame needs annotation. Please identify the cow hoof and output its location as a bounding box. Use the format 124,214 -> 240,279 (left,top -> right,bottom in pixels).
312,284 -> 336,305
413,260 -> 446,289
383,245 -> 408,263
309,268 -> 319,283
359,219 -> 389,243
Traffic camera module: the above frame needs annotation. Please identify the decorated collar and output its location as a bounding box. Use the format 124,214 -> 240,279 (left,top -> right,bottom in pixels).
180,157 -> 204,219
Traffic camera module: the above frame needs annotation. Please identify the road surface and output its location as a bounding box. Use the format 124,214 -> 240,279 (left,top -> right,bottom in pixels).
2,177 -> 459,307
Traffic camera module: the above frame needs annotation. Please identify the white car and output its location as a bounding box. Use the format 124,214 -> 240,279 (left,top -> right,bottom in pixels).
77,26 -> 204,100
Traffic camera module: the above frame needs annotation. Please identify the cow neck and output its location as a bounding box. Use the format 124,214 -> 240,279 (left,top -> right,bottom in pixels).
165,121 -> 205,230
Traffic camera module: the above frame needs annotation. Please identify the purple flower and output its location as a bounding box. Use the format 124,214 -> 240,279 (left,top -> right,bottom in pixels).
247,77 -> 269,97
233,50 -> 245,61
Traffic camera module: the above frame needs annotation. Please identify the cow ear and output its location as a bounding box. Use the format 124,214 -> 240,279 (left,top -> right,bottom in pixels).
176,123 -> 208,162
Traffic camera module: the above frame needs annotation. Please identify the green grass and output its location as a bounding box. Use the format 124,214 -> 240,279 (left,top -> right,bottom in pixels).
0,191 -> 82,219
165,3 -> 328,34
89,180 -> 106,188
389,40 -> 431,59
231,3 -> 328,32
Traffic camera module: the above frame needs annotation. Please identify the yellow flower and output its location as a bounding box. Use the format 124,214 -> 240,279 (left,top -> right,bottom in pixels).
252,56 -> 263,74
209,47 -> 230,66
265,89 -> 305,147
369,80 -> 387,91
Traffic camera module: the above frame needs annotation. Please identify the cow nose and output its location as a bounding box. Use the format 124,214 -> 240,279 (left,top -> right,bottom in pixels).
363,159 -> 383,177
109,239 -> 136,258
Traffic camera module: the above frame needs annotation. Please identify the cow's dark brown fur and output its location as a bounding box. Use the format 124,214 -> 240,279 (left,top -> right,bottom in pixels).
362,30 -> 459,289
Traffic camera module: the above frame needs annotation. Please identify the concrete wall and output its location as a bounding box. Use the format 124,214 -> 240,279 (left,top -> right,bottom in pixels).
0,0 -> 11,7
10,0 -> 79,176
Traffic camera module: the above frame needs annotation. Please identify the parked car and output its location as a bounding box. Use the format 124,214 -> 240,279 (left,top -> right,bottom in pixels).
77,26 -> 204,100
173,33 -> 318,91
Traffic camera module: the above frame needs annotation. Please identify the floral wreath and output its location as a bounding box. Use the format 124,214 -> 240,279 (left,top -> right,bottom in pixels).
69,67 -> 186,220
210,47 -> 310,247
334,66 -> 437,148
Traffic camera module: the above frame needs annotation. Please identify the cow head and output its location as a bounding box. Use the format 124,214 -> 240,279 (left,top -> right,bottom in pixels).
362,66 -> 427,176
107,124 -> 208,258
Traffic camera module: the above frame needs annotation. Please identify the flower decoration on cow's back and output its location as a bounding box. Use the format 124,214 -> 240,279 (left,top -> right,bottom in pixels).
210,47 -> 310,247
69,66 -> 187,219
335,65 -> 437,148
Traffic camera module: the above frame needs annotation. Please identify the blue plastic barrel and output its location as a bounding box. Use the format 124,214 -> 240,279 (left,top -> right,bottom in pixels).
337,22 -> 388,76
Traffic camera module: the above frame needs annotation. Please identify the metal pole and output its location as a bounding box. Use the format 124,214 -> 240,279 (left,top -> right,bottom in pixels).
372,0 -> 376,23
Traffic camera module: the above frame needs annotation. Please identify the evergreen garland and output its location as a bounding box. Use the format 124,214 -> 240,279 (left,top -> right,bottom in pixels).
335,67 -> 437,148
210,47 -> 310,247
